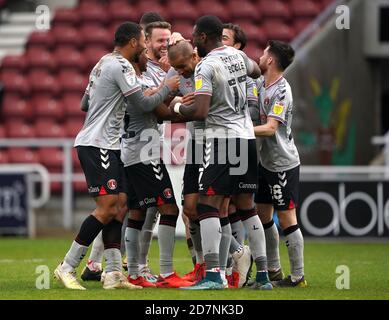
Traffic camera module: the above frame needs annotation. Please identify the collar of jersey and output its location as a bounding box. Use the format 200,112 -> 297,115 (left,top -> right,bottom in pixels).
265,76 -> 284,89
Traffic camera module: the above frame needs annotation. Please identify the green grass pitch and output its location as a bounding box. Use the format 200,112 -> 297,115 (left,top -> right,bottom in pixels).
0,237 -> 388,300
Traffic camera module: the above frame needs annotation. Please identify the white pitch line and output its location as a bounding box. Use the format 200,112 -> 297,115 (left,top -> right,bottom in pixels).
0,259 -> 45,264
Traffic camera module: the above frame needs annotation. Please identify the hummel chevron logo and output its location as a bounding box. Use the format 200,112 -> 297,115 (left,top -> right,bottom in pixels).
155,173 -> 163,181
279,180 -> 287,187
206,142 -> 211,148
100,155 -> 109,162
150,160 -> 159,166
204,154 -> 211,162
100,149 -> 108,155
278,172 -> 286,180
153,166 -> 162,174
101,162 -> 110,169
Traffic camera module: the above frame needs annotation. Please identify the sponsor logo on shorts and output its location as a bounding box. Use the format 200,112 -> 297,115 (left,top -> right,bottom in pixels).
163,188 -> 173,199
107,179 -> 117,190
88,186 -> 100,193
239,182 -> 257,189
139,197 -> 156,206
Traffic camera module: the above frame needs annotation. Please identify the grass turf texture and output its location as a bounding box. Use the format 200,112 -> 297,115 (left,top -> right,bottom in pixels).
0,238 -> 388,300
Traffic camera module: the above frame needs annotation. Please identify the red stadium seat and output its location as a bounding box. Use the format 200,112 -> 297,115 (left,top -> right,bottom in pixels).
167,1 -> 199,23
136,1 -> 167,21
38,147 -> 64,169
2,96 -> 33,120
294,17 -> 313,34
0,149 -> 9,164
26,31 -> 54,50
196,1 -> 231,22
0,125 -> 6,138
83,46 -> 109,72
80,25 -> 112,49
291,0 -> 321,18
27,71 -> 60,96
227,0 -> 261,23
25,48 -> 56,72
171,22 -> 193,40
53,47 -> 87,73
262,21 -> 296,42
79,2 -> 110,26
8,148 -> 40,164
53,8 -> 80,27
52,26 -> 83,49
58,71 -> 88,94
62,93 -> 85,118
0,72 -> 30,95
64,118 -> 84,138
35,120 -> 65,138
6,122 -> 36,138
108,2 -> 139,25
257,0 -> 291,21
236,22 -> 267,46
0,55 -> 26,73
72,148 -> 82,171
33,96 -> 65,120
244,43 -> 261,61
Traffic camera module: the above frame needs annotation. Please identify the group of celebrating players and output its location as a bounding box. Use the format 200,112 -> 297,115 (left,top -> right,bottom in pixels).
53,12 -> 307,291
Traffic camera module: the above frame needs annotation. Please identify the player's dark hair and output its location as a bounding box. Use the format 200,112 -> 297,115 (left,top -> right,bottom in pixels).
267,40 -> 295,71
139,12 -> 165,27
145,21 -> 171,39
223,23 -> 247,50
114,22 -> 142,47
195,15 -> 223,41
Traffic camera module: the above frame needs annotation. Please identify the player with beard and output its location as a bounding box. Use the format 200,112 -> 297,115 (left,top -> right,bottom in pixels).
253,40 -> 307,287
54,22 -> 179,290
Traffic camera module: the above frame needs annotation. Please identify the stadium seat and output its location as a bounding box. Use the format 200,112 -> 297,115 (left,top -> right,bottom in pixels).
73,180 -> 88,193
236,22 -> 267,45
52,26 -> 83,49
79,2 -> 110,26
171,22 -> 193,40
136,1 -> 167,21
262,20 -> 296,42
291,0 -> 321,18
257,0 -> 291,22
37,147 -> 64,169
33,96 -> 65,120
294,17 -> 313,34
62,93 -> 85,118
72,148 -> 82,171
0,72 -> 30,96
83,46 -> 109,72
26,31 -> 54,50
64,118 -> 84,138
0,55 -> 26,73
0,125 -> 6,138
0,149 -> 9,164
167,1 -> 199,23
108,2 -> 139,25
196,1 -> 230,22
25,48 -> 56,73
27,71 -> 60,96
53,8 -> 80,27
6,121 -> 35,139
2,97 -> 33,120
8,148 -> 40,164
80,25 -> 112,49
227,0 -> 261,23
53,47 -> 87,73
58,71 -> 88,94
244,43 -> 261,61
35,120 -> 65,138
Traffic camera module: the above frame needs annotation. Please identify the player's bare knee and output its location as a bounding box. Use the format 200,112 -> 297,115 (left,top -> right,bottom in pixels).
159,203 -> 179,216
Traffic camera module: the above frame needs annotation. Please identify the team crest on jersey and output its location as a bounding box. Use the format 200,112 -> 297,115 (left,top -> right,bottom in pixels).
107,179 -> 117,190
163,188 -> 173,199
273,102 -> 284,115
195,75 -> 203,90
125,70 -> 136,86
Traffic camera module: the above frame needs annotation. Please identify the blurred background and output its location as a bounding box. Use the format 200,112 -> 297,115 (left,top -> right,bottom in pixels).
0,0 -> 388,239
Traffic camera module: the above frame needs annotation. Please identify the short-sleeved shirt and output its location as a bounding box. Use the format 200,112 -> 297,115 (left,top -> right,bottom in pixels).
194,46 -> 255,140
75,52 -> 140,150
120,73 -> 160,166
143,59 -> 166,140
166,67 -> 205,140
257,76 -> 300,172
